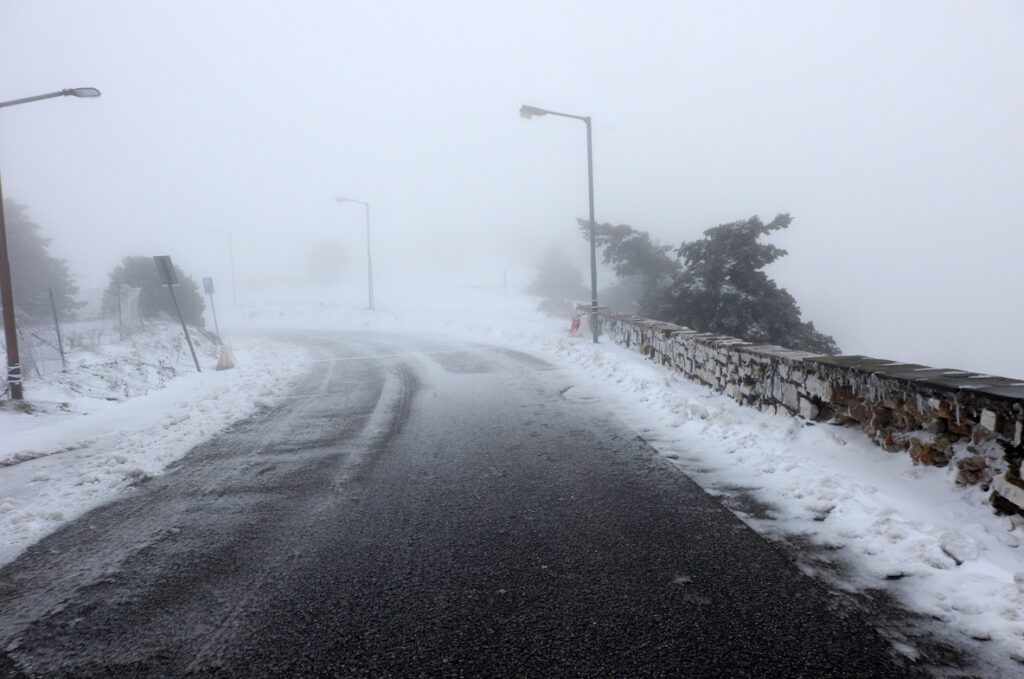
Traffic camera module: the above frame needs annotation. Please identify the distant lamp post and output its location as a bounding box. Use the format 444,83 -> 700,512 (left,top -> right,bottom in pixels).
520,104 -> 599,343
209,228 -> 237,306
335,196 -> 375,311
0,86 -> 101,400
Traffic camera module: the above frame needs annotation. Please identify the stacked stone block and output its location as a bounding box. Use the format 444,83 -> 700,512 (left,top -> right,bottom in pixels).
595,310 -> 1024,515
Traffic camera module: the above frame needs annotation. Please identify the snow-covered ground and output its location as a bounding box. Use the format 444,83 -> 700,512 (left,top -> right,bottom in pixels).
2,282 -> 1022,674
0,322 -> 310,566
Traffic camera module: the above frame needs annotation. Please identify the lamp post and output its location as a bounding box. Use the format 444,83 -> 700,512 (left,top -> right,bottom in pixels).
335,196 -> 375,311
520,104 -> 599,343
0,87 -> 101,400
209,228 -> 237,306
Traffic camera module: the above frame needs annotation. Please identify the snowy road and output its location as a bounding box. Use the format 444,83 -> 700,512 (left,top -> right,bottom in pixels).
0,332 -> 926,677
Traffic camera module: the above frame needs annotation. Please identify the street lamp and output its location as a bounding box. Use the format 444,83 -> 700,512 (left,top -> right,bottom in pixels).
0,86 -> 101,400
520,104 -> 599,343
0,88 -> 100,110
335,196 -> 375,311
209,228 -> 237,306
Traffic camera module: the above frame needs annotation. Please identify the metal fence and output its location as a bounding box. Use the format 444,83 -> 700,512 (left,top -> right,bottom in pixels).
0,286 -> 144,395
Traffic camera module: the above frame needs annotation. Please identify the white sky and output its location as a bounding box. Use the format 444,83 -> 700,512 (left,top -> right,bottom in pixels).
2,0 -> 1022,377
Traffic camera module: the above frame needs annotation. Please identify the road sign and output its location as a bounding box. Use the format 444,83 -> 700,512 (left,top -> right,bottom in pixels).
203,277 -> 215,295
153,255 -> 178,286
152,255 -> 200,372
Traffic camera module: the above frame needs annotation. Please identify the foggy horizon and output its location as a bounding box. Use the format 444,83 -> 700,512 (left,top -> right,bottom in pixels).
2,0 -> 1022,378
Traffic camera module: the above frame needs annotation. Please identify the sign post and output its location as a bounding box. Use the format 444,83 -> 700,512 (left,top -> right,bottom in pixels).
203,277 -> 221,344
153,255 -> 201,373
49,288 -> 67,371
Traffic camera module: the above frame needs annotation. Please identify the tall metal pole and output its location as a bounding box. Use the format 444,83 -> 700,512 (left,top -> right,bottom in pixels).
337,197 -> 375,311
211,229 -> 237,306
585,117 -> 598,344
365,202 -> 375,311
227,230 -> 237,307
0,175 -> 23,399
0,86 -> 101,400
167,283 -> 201,373
207,289 -> 221,344
49,288 -> 67,371
520,104 -> 600,343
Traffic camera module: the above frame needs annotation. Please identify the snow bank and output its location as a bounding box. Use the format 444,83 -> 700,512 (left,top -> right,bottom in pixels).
0,321 -> 310,565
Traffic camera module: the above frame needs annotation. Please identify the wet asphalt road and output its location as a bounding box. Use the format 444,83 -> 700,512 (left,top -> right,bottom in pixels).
0,332 -> 928,678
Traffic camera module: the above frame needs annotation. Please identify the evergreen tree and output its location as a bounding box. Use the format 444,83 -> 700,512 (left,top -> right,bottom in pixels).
580,219 -> 679,316
581,213 -> 840,354
526,248 -> 589,300
2,200 -> 80,321
102,256 -> 206,327
666,214 -> 838,354
597,275 -> 645,315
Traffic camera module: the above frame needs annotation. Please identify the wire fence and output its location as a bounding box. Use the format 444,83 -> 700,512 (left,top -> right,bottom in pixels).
0,286 -> 145,396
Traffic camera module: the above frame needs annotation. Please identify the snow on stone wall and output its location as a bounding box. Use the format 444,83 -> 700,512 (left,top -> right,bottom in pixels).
595,310 -> 1024,514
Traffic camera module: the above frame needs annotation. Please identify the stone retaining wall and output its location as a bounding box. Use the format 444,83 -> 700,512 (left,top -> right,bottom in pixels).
594,309 -> 1024,514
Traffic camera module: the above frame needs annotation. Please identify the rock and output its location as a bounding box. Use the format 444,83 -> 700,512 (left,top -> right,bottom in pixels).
929,437 -> 955,467
898,413 -> 921,431
850,401 -> 873,425
955,470 -> 979,486
882,431 -> 905,453
781,383 -> 800,411
803,375 -> 833,402
871,407 -> 893,429
930,400 -> 955,419
990,489 -> 1020,515
946,419 -> 973,437
908,438 -> 925,463
798,397 -> 819,421
956,456 -> 988,472
915,444 -> 937,466
992,474 -> 1024,514
833,384 -> 857,404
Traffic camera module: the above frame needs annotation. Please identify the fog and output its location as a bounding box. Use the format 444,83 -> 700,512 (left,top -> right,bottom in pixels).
2,1 -> 1022,377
